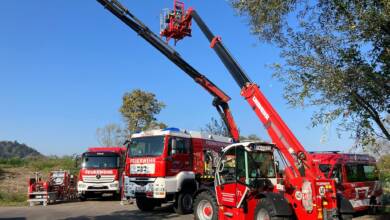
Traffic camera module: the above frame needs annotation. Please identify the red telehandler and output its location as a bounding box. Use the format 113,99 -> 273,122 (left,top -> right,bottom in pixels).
96,0 -> 354,219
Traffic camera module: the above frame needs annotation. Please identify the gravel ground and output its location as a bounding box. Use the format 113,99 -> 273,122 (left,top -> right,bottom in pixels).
0,200 -> 192,220
0,200 -> 388,220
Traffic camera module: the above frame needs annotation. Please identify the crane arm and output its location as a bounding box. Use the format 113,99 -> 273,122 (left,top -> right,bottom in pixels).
96,0 -> 240,142
179,8 -> 317,178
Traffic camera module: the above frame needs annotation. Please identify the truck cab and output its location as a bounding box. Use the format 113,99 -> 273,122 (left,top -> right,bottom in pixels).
311,152 -> 383,213
194,142 -> 338,220
124,127 -> 232,214
78,147 -> 126,200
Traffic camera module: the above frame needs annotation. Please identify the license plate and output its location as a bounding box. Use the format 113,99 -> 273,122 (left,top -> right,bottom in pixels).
136,186 -> 145,192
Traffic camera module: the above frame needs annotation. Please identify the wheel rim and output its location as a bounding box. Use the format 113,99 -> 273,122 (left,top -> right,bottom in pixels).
182,193 -> 193,210
197,200 -> 213,220
256,208 -> 270,220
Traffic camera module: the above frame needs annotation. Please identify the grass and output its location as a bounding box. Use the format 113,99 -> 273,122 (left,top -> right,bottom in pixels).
0,156 -> 78,174
0,191 -> 27,206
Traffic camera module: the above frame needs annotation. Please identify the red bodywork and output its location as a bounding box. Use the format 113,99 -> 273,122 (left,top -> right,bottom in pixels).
160,0 -> 193,44
312,152 -> 383,212
28,171 -> 77,205
78,147 -> 127,196
79,147 -> 126,182
125,133 -> 230,178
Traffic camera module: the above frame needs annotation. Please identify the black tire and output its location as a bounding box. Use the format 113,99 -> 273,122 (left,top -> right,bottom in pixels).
194,191 -> 218,220
79,195 -> 87,201
254,198 -> 290,220
339,214 -> 353,220
174,191 -> 194,214
136,197 -> 156,211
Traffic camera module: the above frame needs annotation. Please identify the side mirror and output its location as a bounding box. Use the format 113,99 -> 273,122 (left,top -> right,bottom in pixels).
171,138 -> 177,155
275,161 -> 280,173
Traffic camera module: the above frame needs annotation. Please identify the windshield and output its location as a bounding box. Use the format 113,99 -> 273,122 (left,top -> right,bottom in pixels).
346,164 -> 379,182
82,156 -> 119,169
129,136 -> 165,157
248,151 -> 276,179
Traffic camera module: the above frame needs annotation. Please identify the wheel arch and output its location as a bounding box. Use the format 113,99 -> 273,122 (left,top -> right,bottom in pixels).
337,193 -> 355,215
255,192 -> 293,217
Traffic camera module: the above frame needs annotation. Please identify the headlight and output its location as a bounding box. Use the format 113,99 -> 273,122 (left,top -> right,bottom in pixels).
110,183 -> 119,188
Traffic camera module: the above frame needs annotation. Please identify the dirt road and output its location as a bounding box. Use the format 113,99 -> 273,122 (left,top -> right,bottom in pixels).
0,200 -> 387,220
0,201 -> 192,220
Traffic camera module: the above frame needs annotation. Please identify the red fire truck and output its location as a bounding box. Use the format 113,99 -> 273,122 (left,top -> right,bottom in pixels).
124,128 -> 232,214
27,170 -> 77,206
78,147 -> 126,200
312,152 -> 383,213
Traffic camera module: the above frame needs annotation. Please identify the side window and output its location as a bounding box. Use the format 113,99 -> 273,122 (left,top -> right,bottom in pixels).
331,164 -> 342,183
218,147 -> 236,184
176,138 -> 190,154
273,149 -> 289,177
169,137 -> 191,155
236,147 -> 246,184
319,164 -> 331,177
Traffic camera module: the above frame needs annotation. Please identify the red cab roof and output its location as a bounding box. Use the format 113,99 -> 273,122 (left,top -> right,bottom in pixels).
310,151 -> 376,164
87,147 -> 127,154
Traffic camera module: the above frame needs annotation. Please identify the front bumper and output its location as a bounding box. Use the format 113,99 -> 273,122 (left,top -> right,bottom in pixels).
77,180 -> 119,193
124,177 -> 166,199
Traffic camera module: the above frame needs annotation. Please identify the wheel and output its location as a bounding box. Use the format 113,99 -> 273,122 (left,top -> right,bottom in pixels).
194,191 -> 218,220
254,199 -> 290,220
339,214 -> 353,220
136,197 -> 156,211
174,191 -> 193,214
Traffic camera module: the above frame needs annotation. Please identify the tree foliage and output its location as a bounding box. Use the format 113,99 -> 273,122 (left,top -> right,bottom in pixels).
231,0 -> 390,146
119,89 -> 166,133
202,117 -> 263,141
96,123 -> 127,146
202,117 -> 230,137
240,134 -> 262,141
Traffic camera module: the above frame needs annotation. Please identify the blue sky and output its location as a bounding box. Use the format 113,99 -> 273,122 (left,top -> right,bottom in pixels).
0,0 -> 354,155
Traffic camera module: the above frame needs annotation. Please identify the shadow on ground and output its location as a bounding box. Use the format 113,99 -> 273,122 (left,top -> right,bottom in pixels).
61,205 -> 188,220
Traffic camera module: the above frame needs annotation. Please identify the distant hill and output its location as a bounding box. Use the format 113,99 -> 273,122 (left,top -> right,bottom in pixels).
0,141 -> 43,158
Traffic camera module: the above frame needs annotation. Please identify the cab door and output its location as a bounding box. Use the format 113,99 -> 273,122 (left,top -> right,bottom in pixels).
215,146 -> 248,208
166,136 -> 191,176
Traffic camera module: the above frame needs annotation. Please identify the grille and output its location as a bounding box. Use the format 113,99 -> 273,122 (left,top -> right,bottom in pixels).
83,175 -> 115,183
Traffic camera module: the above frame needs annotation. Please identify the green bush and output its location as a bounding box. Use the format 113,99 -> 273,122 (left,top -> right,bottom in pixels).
28,156 -> 78,174
0,157 -> 27,167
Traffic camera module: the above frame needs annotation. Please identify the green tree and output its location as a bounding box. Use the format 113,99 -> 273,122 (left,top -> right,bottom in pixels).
96,123 -> 127,146
231,0 -> 390,146
119,89 -> 166,133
